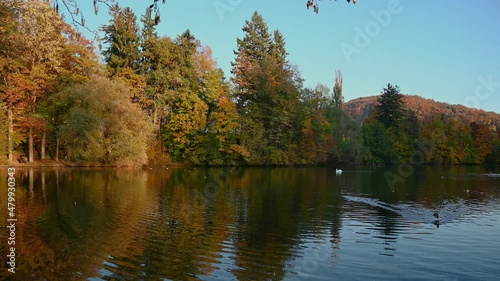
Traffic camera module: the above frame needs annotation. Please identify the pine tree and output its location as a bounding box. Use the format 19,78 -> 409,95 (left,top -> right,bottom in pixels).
102,4 -> 141,76
375,83 -> 406,129
231,11 -> 275,104
139,6 -> 158,75
270,30 -> 288,65
231,11 -> 303,164
233,11 -> 272,65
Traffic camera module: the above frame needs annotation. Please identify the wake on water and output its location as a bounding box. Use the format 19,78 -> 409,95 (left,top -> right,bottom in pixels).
342,194 -> 469,226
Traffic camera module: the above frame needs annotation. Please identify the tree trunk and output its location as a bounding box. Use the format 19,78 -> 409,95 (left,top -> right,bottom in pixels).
41,131 -> 46,159
28,127 -> 34,163
8,108 -> 13,161
56,137 -> 59,161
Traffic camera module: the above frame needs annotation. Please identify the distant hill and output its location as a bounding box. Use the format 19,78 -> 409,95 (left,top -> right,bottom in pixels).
344,95 -> 500,131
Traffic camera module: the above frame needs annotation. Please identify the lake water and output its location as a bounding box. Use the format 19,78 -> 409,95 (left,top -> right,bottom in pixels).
1,166 -> 500,280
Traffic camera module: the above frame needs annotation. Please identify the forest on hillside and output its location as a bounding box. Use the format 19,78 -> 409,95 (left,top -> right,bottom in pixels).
345,95 -> 500,127
1,1 -> 499,166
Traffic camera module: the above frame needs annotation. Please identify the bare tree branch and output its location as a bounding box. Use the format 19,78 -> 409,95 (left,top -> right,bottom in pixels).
49,0 -> 165,42
307,0 -> 357,14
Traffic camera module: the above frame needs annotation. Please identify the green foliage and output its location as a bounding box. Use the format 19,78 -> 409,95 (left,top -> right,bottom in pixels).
2,2 -> 497,167
0,0 -> 101,162
157,32 -> 243,165
362,121 -> 400,165
332,70 -> 344,108
232,11 -> 305,165
102,4 -> 141,76
57,78 -> 152,166
375,83 -> 406,130
329,107 -> 368,164
296,85 -> 336,163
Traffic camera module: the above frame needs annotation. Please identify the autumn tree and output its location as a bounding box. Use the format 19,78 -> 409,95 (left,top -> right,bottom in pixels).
100,4 -> 148,108
190,46 -> 243,164
297,84 -> 336,163
56,77 -> 152,165
39,23 -> 100,161
232,11 -> 303,164
0,0 -> 21,160
470,121 -> 497,162
0,102 -> 8,157
162,32 -> 243,164
421,115 -> 453,163
2,0 -> 70,162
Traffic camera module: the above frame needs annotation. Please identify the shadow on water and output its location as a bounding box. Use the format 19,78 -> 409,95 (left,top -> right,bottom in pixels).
0,166 -> 498,280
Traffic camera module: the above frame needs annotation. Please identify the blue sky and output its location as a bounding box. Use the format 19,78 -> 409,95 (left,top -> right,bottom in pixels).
74,0 -> 500,113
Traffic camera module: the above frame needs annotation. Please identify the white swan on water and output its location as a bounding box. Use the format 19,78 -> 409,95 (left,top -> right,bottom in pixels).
336,168 -> 342,175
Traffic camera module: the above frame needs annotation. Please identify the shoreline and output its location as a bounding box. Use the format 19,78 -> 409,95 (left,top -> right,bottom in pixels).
0,160 -> 191,168
0,160 -> 495,168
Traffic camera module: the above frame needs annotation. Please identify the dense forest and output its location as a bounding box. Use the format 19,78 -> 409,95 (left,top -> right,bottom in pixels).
1,1 -> 499,166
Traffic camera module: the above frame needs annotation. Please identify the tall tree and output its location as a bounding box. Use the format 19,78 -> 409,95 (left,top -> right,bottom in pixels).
375,83 -> 406,130
332,70 -> 344,108
101,4 -> 148,110
0,0 -> 22,161
102,4 -> 141,76
231,11 -> 303,164
154,31 -> 243,164
2,0 -> 69,162
139,6 -> 158,75
270,30 -> 288,66
298,84 -> 336,163
231,11 -> 273,107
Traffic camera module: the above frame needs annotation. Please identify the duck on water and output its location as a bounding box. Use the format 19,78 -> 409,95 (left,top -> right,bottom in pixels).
433,212 -> 440,228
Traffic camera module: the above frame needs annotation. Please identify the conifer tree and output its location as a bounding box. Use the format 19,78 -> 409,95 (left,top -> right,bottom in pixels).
102,4 -> 141,76
231,11 -> 303,164
375,83 -> 406,129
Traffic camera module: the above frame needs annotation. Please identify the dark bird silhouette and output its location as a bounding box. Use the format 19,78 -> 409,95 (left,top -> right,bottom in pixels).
433,212 -> 440,228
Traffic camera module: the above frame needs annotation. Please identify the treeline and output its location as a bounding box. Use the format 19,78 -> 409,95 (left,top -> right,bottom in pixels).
348,84 -> 500,165
1,1 -> 498,166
